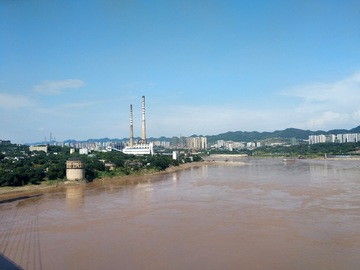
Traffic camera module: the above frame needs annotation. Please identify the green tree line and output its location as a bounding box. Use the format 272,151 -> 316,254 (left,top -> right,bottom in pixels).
0,144 -> 198,187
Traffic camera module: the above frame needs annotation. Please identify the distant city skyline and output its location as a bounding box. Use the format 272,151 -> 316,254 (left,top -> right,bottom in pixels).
1,1 -> 360,144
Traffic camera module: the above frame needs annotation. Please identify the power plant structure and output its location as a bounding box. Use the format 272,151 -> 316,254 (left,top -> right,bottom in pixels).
141,96 -> 146,143
122,96 -> 153,156
129,104 -> 134,148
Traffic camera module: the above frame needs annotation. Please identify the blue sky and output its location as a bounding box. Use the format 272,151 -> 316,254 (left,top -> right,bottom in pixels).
1,0 -> 360,144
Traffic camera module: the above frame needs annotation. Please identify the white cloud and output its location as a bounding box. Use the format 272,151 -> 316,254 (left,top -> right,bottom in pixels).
62,96 -> 136,108
284,72 -> 360,109
281,72 -> 360,130
146,82 -> 156,88
63,101 -> 98,108
32,79 -> 86,95
0,93 -> 35,110
145,72 -> 360,137
122,82 -> 157,94
146,104 -> 283,137
35,107 -> 78,118
169,91 -> 186,98
305,111 -> 348,130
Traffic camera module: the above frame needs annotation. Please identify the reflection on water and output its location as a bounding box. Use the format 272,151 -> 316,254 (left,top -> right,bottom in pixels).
172,172 -> 177,183
65,185 -> 85,209
0,158 -> 360,270
202,164 -> 208,178
135,180 -> 153,208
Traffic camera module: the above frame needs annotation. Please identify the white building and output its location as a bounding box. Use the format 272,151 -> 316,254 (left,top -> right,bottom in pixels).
217,140 -> 225,147
336,134 -> 343,143
162,141 -> 170,148
122,142 -> 154,156
173,151 -> 179,160
326,134 -> 336,143
233,142 -> 244,148
247,142 -> 255,148
187,137 -> 207,150
29,145 -> 48,153
79,148 -> 89,155
309,133 -> 360,144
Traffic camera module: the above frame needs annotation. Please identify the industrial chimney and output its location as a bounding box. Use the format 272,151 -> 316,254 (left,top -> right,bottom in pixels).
142,96 -> 146,142
130,104 -> 134,148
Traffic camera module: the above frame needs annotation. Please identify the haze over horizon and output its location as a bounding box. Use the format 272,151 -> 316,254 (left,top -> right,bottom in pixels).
1,1 -> 360,144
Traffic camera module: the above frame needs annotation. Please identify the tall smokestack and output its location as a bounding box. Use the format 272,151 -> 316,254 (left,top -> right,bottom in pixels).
130,104 -> 134,148
142,96 -> 146,142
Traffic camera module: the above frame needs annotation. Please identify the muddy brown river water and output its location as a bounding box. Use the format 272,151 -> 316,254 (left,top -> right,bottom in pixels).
1,158 -> 360,270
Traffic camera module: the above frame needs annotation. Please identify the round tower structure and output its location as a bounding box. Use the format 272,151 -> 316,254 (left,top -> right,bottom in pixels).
66,157 -> 85,181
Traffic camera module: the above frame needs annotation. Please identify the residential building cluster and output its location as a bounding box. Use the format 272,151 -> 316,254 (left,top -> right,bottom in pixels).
210,140 -> 261,150
47,136 -> 264,153
309,133 -> 360,144
171,136 -> 207,150
153,141 -> 171,147
0,140 -> 11,145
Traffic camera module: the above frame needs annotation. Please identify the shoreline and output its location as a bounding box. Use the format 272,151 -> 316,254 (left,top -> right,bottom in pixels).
1,157 -> 358,197
208,154 -> 249,158
0,161 -> 247,197
210,154 -> 360,161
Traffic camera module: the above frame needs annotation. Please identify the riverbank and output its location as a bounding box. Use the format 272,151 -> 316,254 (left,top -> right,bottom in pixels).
208,154 -> 249,158
0,160 -> 247,196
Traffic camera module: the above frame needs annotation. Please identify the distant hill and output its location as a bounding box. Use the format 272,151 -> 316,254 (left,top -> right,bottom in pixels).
147,136 -> 172,142
205,126 -> 360,143
350,126 -> 360,133
25,126 -> 360,145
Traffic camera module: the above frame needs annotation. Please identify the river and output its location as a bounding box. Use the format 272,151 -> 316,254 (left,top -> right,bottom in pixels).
0,158 -> 360,269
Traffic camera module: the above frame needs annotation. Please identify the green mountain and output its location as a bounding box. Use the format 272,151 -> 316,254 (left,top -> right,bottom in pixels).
350,126 -> 360,133
205,126 -> 360,143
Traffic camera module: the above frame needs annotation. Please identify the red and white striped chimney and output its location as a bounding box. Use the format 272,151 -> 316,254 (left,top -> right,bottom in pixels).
130,104 -> 134,148
141,96 -> 146,142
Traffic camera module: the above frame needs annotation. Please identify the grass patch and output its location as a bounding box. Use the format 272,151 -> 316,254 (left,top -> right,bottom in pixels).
44,177 -> 65,186
97,169 -> 131,179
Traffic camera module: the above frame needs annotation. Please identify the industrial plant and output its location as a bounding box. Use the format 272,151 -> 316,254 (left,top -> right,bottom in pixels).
122,96 -> 154,156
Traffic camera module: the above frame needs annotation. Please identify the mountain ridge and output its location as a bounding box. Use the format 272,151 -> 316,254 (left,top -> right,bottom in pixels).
25,126 -> 360,145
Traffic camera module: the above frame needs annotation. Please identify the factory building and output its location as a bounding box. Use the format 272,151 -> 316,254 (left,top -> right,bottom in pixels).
123,143 -> 153,155
122,96 -> 154,156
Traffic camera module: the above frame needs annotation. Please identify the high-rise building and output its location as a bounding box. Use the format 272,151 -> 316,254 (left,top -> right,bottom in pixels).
217,140 -> 224,147
200,137 -> 207,149
187,137 -> 207,150
179,136 -> 186,148
290,138 -> 297,145
172,136 -> 179,147
309,133 -> 360,144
